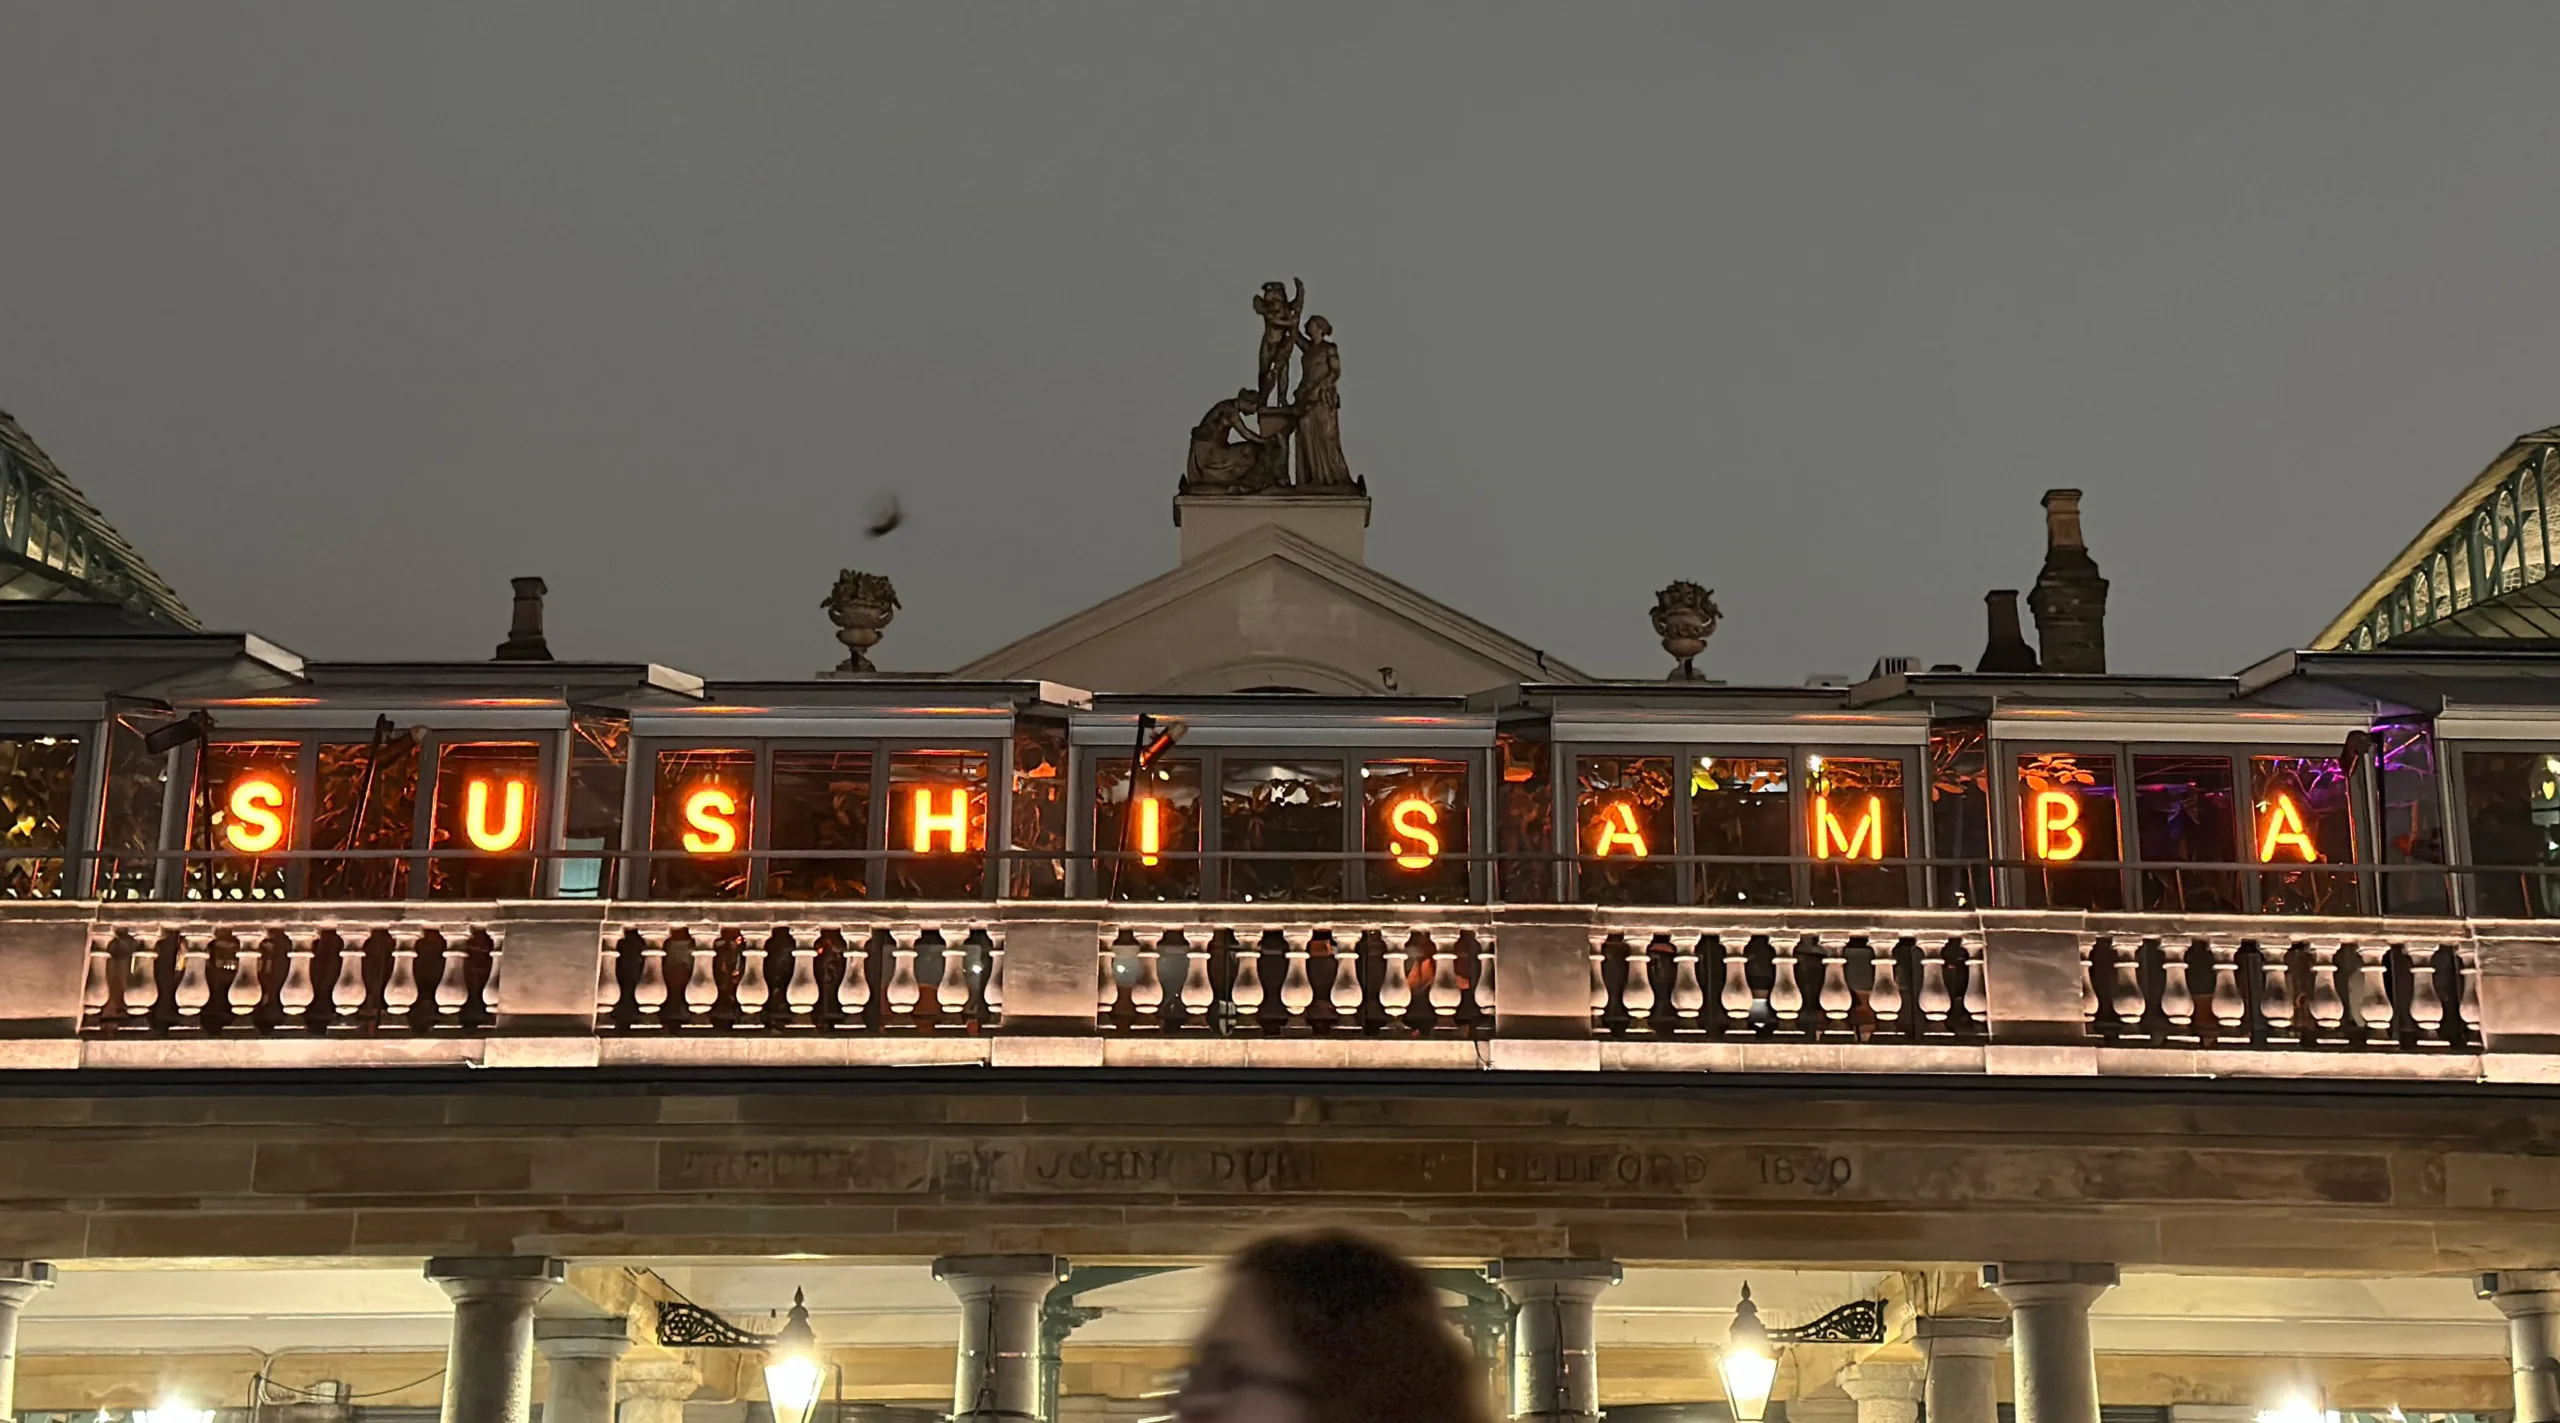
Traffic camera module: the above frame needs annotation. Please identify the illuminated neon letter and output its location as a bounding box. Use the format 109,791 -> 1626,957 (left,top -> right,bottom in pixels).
911,787 -> 970,853
1590,801 -> 1650,858
681,787 -> 739,855
224,775 -> 287,854
1136,796 -> 1162,868
464,777 -> 528,852
1388,797 -> 1442,870
1813,794 -> 1884,861
2032,789 -> 2084,861
2257,793 -> 2318,863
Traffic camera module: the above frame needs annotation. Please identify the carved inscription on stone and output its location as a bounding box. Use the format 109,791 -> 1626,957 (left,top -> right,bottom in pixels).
1478,1146 -> 1866,1198
661,1142 -> 932,1193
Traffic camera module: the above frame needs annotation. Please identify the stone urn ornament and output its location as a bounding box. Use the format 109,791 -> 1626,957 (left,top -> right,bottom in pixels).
1650,580 -> 1722,682
823,569 -> 900,673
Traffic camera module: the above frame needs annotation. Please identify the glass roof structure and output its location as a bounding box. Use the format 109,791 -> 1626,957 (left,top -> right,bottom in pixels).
2318,423 -> 2560,650
0,410 -> 197,629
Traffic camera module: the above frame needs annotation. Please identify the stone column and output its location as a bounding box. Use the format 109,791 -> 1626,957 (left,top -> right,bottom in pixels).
1489,1259 -> 1619,1423
937,1254 -> 1068,1423
426,1257 -> 564,1423
615,1347 -> 700,1423
1837,1362 -> 1924,1423
535,1317 -> 632,1423
0,1261 -> 56,1422
1987,1263 -> 2116,1423
2484,1270 -> 2560,1423
1914,1318 -> 2007,1423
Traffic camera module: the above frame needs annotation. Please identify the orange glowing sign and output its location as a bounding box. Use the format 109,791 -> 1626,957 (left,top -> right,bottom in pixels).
1136,796 -> 1163,867
1387,796 -> 1442,870
910,787 -> 972,854
223,775 -> 288,854
2257,793 -> 2319,863
2031,790 -> 2085,861
1590,801 -> 1650,858
680,787 -> 740,855
1812,794 -> 1883,861
463,777 -> 530,852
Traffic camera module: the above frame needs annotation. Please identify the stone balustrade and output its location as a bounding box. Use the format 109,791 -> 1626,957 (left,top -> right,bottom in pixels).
0,900 -> 2553,1079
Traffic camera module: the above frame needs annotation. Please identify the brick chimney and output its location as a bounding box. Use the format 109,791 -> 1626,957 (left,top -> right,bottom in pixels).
2027,489 -> 2108,673
1975,589 -> 2038,673
493,576 -> 554,661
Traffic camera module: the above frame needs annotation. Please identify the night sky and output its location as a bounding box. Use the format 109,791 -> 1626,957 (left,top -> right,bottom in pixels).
4,4 -> 2557,682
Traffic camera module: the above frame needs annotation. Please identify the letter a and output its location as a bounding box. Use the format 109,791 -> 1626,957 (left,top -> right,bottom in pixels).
2257,793 -> 2319,863
1592,801 -> 1649,858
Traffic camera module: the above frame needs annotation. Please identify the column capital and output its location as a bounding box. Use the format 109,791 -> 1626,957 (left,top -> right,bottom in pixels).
1915,1316 -> 2008,1358
1489,1258 -> 1622,1297
2483,1270 -> 2560,1315
1838,1362 -> 1926,1402
535,1316 -> 634,1363
935,1255 -> 1069,1287
0,1261 -> 53,1307
426,1255 -> 566,1305
1985,1261 -> 2117,1307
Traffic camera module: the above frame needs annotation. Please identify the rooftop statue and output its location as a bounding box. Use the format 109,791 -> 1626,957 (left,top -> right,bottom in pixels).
1180,280 -> 1360,495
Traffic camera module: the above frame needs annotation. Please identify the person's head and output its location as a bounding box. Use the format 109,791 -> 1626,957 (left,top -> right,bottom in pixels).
1305,315 -> 1331,339
1174,1231 -> 1490,1423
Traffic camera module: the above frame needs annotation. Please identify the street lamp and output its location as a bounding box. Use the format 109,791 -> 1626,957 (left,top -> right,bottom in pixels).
764,1290 -> 828,1423
1712,1283 -> 1885,1423
134,1403 -> 216,1423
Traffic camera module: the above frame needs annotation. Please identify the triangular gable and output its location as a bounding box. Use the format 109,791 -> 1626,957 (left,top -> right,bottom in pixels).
956,525 -> 1589,695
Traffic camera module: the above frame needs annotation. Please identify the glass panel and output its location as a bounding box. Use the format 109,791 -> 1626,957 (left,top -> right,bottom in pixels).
767,748 -> 873,900
309,733 -> 420,899
0,734 -> 80,898
1807,754 -> 1907,908
2017,751 -> 2122,910
1497,734 -> 1552,902
1009,723 -> 1068,899
1689,754 -> 1791,907
96,719 -> 170,900
1364,758 -> 1469,903
428,741 -> 540,899
889,749 -> 989,899
2375,722 -> 2449,915
1575,755 -> 1672,904
1927,723 -> 1991,909
193,741 -> 298,900
561,715 -> 628,898
1096,756 -> 1202,902
1220,758 -> 1345,902
653,747 -> 753,899
2246,754 -> 2357,914
2130,754 -> 2240,912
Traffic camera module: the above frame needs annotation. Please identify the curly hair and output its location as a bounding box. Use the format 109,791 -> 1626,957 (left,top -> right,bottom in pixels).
1227,1231 -> 1494,1423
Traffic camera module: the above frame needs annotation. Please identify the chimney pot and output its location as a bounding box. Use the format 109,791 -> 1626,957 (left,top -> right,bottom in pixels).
2042,488 -> 2086,550
2029,490 -> 2109,673
1976,589 -> 2039,673
494,575 -> 554,661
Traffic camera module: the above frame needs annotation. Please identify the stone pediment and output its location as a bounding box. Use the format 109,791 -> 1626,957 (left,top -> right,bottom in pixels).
954,524 -> 1586,695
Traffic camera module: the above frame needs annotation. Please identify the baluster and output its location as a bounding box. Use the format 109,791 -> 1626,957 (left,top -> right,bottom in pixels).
1918,940 -> 1953,1024
1429,939 -> 1463,1021
332,937 -> 371,1018
174,939 -> 210,1022
983,944 -> 1005,1018
281,943 -> 315,1018
1098,935 -> 1124,1018
1621,938 -> 1656,1023
82,946 -> 112,1018
128,941 -> 160,1023
1769,935 -> 1805,1028
596,939 -> 624,1017
2457,947 -> 2479,1039
837,934 -> 873,1015
1718,935 -> 1756,1021
1379,938 -> 1411,1026
2107,940 -> 2143,1025
1588,934 -> 1612,1018
438,939 -> 475,1020
2158,940 -> 2194,1029
1473,942 -> 1496,1014
2079,937 -> 2100,1021
1230,938 -> 1267,1020
1180,934 -> 1214,1019
1279,935 -> 1315,1021
1328,935 -> 1364,1021
383,943 -> 418,1018
787,942 -> 821,1016
1959,939 -> 1987,1024
1671,939 -> 1705,1026
936,934 -> 972,1024
226,939 -> 265,1023
886,933 -> 921,1016
636,936 -> 670,1012
2306,940 -> 2346,1035
481,947 -> 504,1017
2344,943 -> 2391,1040
1867,943 -> 1903,1035
2257,945 -> 2295,1034
2207,939 -> 2243,1034
736,935 -> 772,1019
1816,936 -> 1852,1029
2406,944 -> 2445,1037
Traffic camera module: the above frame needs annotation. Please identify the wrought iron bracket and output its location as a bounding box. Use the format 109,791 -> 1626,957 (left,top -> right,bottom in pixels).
1768,1298 -> 1885,1345
658,1298 -> 778,1348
